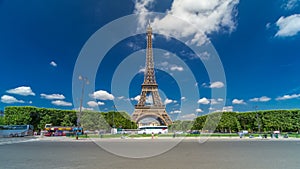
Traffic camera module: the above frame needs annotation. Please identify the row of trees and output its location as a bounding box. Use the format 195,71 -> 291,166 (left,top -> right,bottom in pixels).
190,110 -> 300,133
2,106 -> 300,133
2,106 -> 137,131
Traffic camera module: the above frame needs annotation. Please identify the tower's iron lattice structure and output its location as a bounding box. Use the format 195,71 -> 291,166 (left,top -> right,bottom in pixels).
132,23 -> 172,126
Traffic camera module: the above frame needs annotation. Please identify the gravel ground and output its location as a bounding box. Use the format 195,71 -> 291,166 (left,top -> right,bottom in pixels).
0,137 -> 300,169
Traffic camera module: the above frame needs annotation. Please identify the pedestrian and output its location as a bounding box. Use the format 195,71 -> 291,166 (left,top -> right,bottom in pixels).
152,132 -> 154,139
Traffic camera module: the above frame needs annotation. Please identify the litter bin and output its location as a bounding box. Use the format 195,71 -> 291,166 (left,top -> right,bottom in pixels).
275,133 -> 278,138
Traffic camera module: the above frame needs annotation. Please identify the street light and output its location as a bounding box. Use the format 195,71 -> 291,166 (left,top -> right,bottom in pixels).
254,106 -> 261,135
113,105 -> 116,128
77,75 -> 89,139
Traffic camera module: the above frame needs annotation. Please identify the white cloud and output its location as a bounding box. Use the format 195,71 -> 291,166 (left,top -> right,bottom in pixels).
6,86 -> 35,96
90,90 -> 114,100
282,0 -> 299,10
196,108 -> 203,113
181,96 -> 186,101
87,101 -> 98,107
1,95 -> 24,104
50,61 -> 57,67
275,14 -> 300,37
164,52 -> 171,58
51,100 -> 72,106
73,107 -> 94,111
276,94 -> 300,100
127,42 -> 142,50
190,51 -> 211,60
87,101 -> 105,107
265,22 -> 271,29
164,98 -> 174,105
209,81 -> 225,88
249,96 -> 271,102
131,95 -> 141,101
197,97 -> 210,104
222,106 -> 233,112
179,113 -> 196,120
170,110 -> 181,114
217,98 -> 224,102
139,68 -> 145,73
134,0 -> 155,31
210,98 -> 224,105
146,95 -> 153,104
117,96 -> 125,100
40,93 -> 65,100
159,61 -> 169,67
135,0 -> 239,46
232,99 -> 246,105
170,65 -> 184,71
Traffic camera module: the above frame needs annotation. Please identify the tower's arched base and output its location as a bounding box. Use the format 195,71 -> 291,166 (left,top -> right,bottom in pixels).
132,107 -> 173,126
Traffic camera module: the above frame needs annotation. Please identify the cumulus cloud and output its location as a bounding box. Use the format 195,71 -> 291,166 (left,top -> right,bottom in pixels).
6,86 -> 35,96
51,100 -> 72,106
131,95 -> 141,102
209,81 -> 225,88
181,96 -> 186,100
179,113 -> 196,120
73,107 -> 94,111
146,95 -> 153,104
40,93 -> 65,100
1,95 -> 24,104
276,94 -> 300,100
164,98 -> 174,105
50,61 -> 57,67
282,0 -> 299,10
210,98 -> 224,105
127,42 -> 142,50
90,90 -> 114,100
159,61 -> 169,67
232,99 -> 246,104
135,0 -> 240,46
170,65 -> 184,71
170,110 -> 181,114
139,68 -> 145,73
275,14 -> 300,37
222,106 -> 233,112
87,101 -> 105,107
117,96 -> 125,100
249,96 -> 271,102
189,51 -> 211,60
197,97 -> 210,104
196,108 -> 203,113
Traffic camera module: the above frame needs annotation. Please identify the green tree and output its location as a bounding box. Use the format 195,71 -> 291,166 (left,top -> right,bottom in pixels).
80,111 -> 110,131
38,114 -> 52,130
61,114 -> 73,126
0,116 -> 5,125
217,112 -> 241,133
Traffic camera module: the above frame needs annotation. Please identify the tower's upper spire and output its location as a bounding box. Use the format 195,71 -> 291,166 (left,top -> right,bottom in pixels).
143,20 -> 156,85
147,20 -> 152,33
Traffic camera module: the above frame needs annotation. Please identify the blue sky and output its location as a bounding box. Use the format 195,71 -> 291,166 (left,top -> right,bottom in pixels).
0,0 -> 300,121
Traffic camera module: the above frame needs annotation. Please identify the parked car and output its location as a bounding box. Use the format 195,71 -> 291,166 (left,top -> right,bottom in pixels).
190,130 -> 200,134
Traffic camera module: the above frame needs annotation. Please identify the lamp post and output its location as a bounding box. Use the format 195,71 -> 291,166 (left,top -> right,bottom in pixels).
77,75 -> 89,139
113,105 -> 116,128
255,106 -> 261,135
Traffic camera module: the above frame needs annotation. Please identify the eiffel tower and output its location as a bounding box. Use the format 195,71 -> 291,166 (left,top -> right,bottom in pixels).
132,23 -> 173,126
